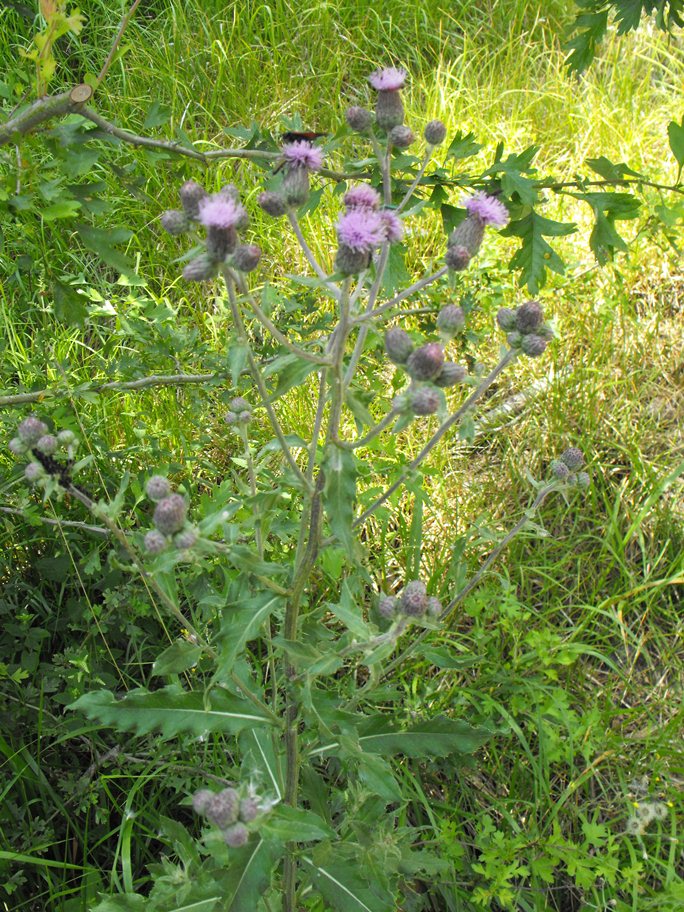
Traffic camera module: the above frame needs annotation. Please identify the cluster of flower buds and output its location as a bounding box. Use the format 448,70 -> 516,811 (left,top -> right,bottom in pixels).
192,784 -> 276,847
160,182 -> 260,282
384,328 -> 467,416
378,580 -> 442,622
445,193 -> 510,273
548,447 -> 590,489
334,184 -> 403,275
9,416 -> 79,491
224,396 -> 252,429
143,476 -> 198,554
496,300 -> 554,357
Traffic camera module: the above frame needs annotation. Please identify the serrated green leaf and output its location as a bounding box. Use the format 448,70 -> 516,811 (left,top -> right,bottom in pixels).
143,101 -> 172,129
152,641 -> 204,676
69,686 -> 276,738
586,155 -> 643,181
327,580 -> 372,638
76,224 -> 137,278
422,647 -> 481,670
505,211 -> 576,293
219,594 -> 283,668
42,199 -> 81,220
356,753 -> 403,803
322,444 -> 357,554
302,855 -> 394,912
381,242 -> 410,295
261,805 -> 334,842
445,130 -> 482,161
668,116 -> 684,169
564,9 -> 609,73
223,838 -> 283,912
53,280 -> 88,326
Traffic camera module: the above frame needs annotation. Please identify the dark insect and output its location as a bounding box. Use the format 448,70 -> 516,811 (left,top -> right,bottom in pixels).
281,131 -> 327,144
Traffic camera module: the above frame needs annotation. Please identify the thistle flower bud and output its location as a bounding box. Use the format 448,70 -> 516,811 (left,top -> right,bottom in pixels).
334,244 -> 370,276
424,119 -> 447,145
183,253 -> 218,282
206,788 -> 240,828
18,416 -> 48,445
282,168 -> 310,207
384,327 -> 413,365
223,823 -> 249,847
218,183 -> 241,203
36,434 -> 58,455
401,580 -> 428,616
434,362 -> 467,388
153,493 -> 188,536
506,331 -> 522,348
146,475 -> 172,502
258,191 -> 287,218
378,594 -> 398,619
175,528 -> 199,550
375,90 -> 404,131
192,789 -> 214,816
224,411 -> 238,426
426,596 -> 443,618
496,308 -> 517,331
206,225 -> 237,261
144,529 -> 167,554
160,209 -> 189,236
575,471 -> 590,489
406,342 -> 444,382
561,447 -> 584,470
448,218 -> 485,258
239,797 -> 260,823
389,125 -> 415,149
549,459 -> 570,480
520,334 -> 547,357
230,397 -> 251,413
233,244 -> 261,273
516,300 -> 544,334
9,437 -> 27,456
436,304 -> 465,336
410,387 -> 440,416
57,429 -> 76,446
179,180 -> 207,220
537,323 -> 555,341
444,244 -> 472,272
24,462 -> 45,484
345,106 -> 373,133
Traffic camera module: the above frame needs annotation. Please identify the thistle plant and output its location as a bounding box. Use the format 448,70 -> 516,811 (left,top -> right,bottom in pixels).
7,67 -> 595,911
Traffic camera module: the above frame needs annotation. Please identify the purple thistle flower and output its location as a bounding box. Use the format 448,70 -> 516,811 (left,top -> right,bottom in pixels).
463,192 -> 509,229
336,209 -> 386,253
344,185 -> 381,211
282,141 -> 323,172
198,195 -> 247,230
368,67 -> 407,91
379,210 -> 403,243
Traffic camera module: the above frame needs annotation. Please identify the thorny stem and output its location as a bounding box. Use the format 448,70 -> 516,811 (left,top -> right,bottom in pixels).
287,212 -> 341,300
353,350 -> 518,528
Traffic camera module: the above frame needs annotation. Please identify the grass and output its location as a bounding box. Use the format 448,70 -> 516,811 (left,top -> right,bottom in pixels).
0,0 -> 683,909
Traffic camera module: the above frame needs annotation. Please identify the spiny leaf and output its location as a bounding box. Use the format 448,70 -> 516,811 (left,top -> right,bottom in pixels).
322,444 -> 357,554
301,855 -> 394,912
152,641 -> 204,676
222,839 -> 283,912
69,686 -> 276,738
219,594 -> 283,668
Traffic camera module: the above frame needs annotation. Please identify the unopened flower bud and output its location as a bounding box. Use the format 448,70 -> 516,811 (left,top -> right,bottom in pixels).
561,447 -> 584,470
444,244 -> 472,272
448,217 -> 485,257
206,788 -> 240,828
218,183 -> 241,203
57,429 -> 76,446
36,434 -> 57,455
230,397 -> 250,413
224,411 -> 238,426
175,528 -> 199,550
144,529 -> 167,554
434,362 -> 467,388
160,209 -> 189,236
153,493 -> 188,536
258,191 -> 287,218
238,410 -> 252,423
375,90 -> 404,131
575,471 -> 590,489
384,327 -> 413,365
378,595 -> 398,619
18,416 -> 48,445
282,168 -> 310,207
345,106 -> 373,133
183,253 -> 218,282
223,822 -> 249,847
335,244 -> 370,276
146,475 -> 172,502
506,331 -> 522,348
426,596 -> 442,618
436,305 -> 465,336
179,180 -> 207,220
239,797 -> 260,823
410,388 -> 440,416
233,244 -> 261,273
516,300 -> 544,334
520,334 -> 547,357
192,789 -> 214,816
206,225 -> 237,261
549,459 -> 570,480
9,437 -> 27,456
389,125 -> 415,149
406,342 -> 444,381
424,119 -> 447,145
496,308 -> 517,331
25,462 -> 45,483
401,580 -> 428,616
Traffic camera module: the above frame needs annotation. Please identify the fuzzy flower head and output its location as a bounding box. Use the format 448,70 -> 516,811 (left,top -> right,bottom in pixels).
463,192 -> 509,229
198,194 -> 246,230
282,141 -> 323,172
344,185 -> 381,211
379,210 -> 403,243
369,67 -> 407,91
336,209 -> 386,253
